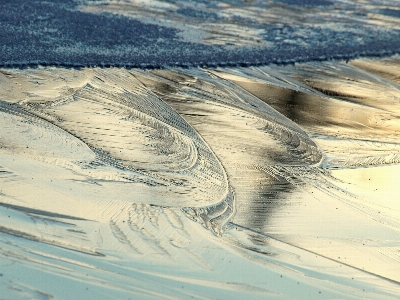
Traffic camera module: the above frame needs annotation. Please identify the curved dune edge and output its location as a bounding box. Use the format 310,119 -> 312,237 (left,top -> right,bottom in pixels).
1,68 -> 231,208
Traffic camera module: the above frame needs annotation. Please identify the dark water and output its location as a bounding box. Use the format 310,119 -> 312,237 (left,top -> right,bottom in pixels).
1,0 -> 400,68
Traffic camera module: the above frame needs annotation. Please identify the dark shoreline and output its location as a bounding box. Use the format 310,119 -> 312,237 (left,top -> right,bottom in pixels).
1,49 -> 400,70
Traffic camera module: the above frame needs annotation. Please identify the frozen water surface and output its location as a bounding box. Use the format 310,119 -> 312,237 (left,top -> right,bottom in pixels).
1,56 -> 400,299
2,0 -> 400,299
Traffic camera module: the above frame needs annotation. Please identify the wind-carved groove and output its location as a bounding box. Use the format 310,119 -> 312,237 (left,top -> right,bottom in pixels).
109,219 -> 142,254
23,102 -> 65,123
332,153 -> 400,169
0,225 -> 104,257
311,86 -> 364,99
259,165 -> 351,199
128,204 -> 171,257
256,118 -> 322,166
182,188 -> 236,236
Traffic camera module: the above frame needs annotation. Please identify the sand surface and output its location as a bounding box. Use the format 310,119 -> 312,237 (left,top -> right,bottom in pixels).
1,56 -> 400,299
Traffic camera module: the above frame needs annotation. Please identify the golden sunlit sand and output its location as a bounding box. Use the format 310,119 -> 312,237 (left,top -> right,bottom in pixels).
1,56 -> 400,299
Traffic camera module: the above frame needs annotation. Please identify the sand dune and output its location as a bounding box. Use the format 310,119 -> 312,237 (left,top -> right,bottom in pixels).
1,57 -> 400,299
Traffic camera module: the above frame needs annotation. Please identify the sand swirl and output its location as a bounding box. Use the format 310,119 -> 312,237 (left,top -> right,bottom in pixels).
136,68 -> 323,166
1,68 -> 229,208
2,59 -> 400,299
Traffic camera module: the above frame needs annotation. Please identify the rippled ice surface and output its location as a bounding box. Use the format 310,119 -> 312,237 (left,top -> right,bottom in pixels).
1,57 -> 400,299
